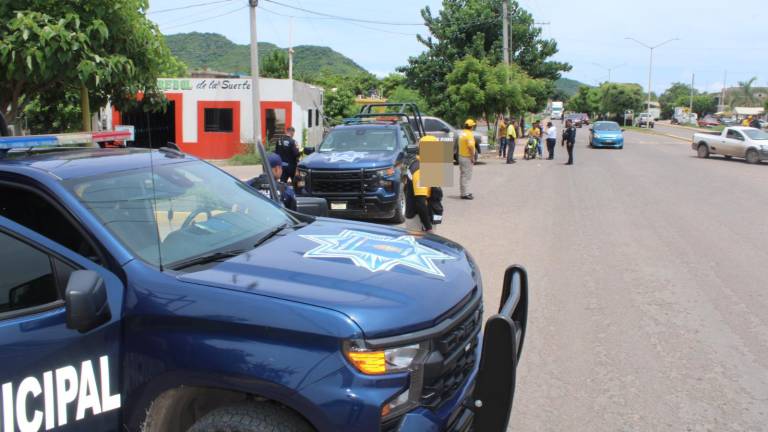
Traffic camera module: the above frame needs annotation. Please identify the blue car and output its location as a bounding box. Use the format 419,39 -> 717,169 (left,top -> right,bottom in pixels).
0,131 -> 528,431
589,121 -> 625,149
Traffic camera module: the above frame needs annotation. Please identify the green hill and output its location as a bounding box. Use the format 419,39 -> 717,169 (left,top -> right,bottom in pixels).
556,77 -> 589,97
164,32 -> 368,79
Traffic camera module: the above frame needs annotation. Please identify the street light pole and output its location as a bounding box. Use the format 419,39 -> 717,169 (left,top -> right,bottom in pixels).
249,0 -> 262,151
592,63 -> 625,84
625,37 -> 679,117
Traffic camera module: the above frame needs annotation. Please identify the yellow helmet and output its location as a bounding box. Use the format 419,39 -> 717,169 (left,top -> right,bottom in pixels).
419,134 -> 439,143
464,118 -> 477,128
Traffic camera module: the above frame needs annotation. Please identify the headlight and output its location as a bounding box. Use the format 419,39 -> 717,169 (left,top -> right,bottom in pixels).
371,166 -> 396,177
344,342 -> 425,375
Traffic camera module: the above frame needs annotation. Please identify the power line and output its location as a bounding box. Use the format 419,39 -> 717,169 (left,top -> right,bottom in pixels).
163,5 -> 247,31
259,5 -> 419,36
262,0 -> 423,26
149,0 -> 235,15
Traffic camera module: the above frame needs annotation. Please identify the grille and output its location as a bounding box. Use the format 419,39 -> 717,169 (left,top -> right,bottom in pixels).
309,170 -> 380,194
420,304 -> 482,409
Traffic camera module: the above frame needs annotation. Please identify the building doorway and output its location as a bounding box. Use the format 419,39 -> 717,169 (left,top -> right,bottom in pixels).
120,101 -> 176,149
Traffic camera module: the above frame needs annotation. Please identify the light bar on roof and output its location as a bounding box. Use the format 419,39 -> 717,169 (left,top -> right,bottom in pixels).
0,130 -> 131,150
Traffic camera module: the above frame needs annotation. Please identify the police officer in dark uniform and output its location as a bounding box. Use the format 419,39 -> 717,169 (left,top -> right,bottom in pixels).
562,118 -> 577,165
275,126 -> 300,184
247,153 -> 297,211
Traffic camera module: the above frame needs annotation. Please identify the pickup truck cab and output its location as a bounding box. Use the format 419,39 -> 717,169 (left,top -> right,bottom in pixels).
0,129 -> 527,432
693,126 -> 768,164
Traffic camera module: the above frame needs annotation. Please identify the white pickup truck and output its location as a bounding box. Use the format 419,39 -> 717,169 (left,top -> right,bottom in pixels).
692,126 -> 768,164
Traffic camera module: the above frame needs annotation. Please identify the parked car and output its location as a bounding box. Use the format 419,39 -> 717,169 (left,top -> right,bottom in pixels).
589,121 -> 625,149
698,116 -> 720,127
719,116 -> 739,126
564,113 -> 583,127
634,113 -> 655,128
693,126 -> 768,164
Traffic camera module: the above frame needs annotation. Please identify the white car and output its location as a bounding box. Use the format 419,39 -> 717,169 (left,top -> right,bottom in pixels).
693,127 -> 768,164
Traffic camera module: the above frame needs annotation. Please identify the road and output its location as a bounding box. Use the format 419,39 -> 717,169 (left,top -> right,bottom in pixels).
428,127 -> 768,431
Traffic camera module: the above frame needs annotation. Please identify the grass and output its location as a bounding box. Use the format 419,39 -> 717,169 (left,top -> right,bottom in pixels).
227,141 -> 262,165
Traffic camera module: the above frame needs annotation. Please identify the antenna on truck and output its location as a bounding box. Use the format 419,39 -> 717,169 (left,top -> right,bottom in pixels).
145,110 -> 165,272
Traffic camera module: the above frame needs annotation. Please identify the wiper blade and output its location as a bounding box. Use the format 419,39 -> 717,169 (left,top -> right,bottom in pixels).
253,222 -> 308,248
170,249 -> 249,270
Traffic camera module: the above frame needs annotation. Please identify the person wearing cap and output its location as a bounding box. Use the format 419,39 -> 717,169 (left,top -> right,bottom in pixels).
275,126 -> 300,184
458,118 -> 477,200
405,135 -> 444,232
247,153 -> 297,211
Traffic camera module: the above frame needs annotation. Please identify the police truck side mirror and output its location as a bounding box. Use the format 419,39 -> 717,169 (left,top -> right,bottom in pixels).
303,146 -> 315,155
65,270 -> 112,333
441,127 -> 451,133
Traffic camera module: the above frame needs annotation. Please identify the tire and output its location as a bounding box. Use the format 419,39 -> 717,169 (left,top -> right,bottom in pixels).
187,403 -> 313,432
745,148 -> 760,164
389,181 -> 406,223
697,143 -> 710,158
724,155 -> 732,160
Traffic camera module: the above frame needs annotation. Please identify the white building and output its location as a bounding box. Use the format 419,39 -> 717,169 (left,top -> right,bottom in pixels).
109,77 -> 324,159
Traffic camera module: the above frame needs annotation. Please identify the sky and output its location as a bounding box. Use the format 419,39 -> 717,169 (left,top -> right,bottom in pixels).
149,0 -> 767,95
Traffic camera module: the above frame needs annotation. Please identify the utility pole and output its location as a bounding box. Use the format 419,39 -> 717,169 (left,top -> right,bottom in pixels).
288,17 -> 294,81
689,73 -> 695,114
592,63 -> 625,84
625,37 -> 679,116
720,70 -> 728,112
249,0 -> 262,151
502,1 -> 509,65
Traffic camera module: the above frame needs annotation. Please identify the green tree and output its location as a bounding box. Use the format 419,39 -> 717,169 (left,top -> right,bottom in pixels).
566,85 -> 599,115
690,94 -> 717,116
445,56 -> 543,127
380,73 -> 407,98
387,86 -> 429,114
0,0 -> 186,131
400,0 -> 570,119
599,83 -> 643,120
323,86 -> 356,124
260,49 -> 288,79
732,76 -> 759,107
659,82 -> 694,119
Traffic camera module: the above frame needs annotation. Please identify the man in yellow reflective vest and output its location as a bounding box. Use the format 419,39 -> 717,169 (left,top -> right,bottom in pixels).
458,118 -> 476,200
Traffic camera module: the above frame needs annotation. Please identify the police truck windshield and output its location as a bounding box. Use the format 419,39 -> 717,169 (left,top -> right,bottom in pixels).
65,160 -> 293,268
318,128 -> 397,153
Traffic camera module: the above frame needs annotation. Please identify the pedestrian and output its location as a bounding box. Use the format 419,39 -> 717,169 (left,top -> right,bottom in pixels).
545,121 -> 557,160
498,116 -> 508,159
749,116 -> 761,129
404,137 -> 443,232
562,118 -> 577,165
275,126 -> 299,184
527,121 -> 542,159
458,118 -> 477,200
742,116 -> 751,127
248,153 -> 298,211
506,117 -> 518,164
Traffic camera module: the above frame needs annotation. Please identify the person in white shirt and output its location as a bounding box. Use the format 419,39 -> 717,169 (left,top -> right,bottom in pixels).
545,121 -> 558,160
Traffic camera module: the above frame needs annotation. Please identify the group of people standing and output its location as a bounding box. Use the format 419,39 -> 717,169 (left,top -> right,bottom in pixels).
497,117 -> 577,165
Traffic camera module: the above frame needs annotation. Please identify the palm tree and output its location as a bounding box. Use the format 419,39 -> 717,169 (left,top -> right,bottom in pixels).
732,76 -> 758,107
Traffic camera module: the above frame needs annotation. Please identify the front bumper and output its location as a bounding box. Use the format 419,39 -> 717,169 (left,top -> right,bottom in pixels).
322,195 -> 398,219
592,138 -> 624,148
396,266 -> 529,432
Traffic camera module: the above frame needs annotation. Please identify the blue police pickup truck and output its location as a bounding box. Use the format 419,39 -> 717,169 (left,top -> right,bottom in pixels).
297,104 -> 426,223
0,130 -> 527,431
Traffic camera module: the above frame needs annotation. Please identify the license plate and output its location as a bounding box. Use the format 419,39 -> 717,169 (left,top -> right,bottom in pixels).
331,202 -> 347,210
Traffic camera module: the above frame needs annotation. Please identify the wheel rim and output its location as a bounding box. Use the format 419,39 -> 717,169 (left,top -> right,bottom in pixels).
698,145 -> 708,158
747,150 -> 758,164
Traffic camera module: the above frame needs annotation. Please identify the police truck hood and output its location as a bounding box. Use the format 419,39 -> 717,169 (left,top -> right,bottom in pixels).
300,150 -> 397,170
178,220 -> 478,338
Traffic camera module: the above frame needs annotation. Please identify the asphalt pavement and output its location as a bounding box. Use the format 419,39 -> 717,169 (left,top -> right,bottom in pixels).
219,126 -> 768,430
428,127 -> 768,431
